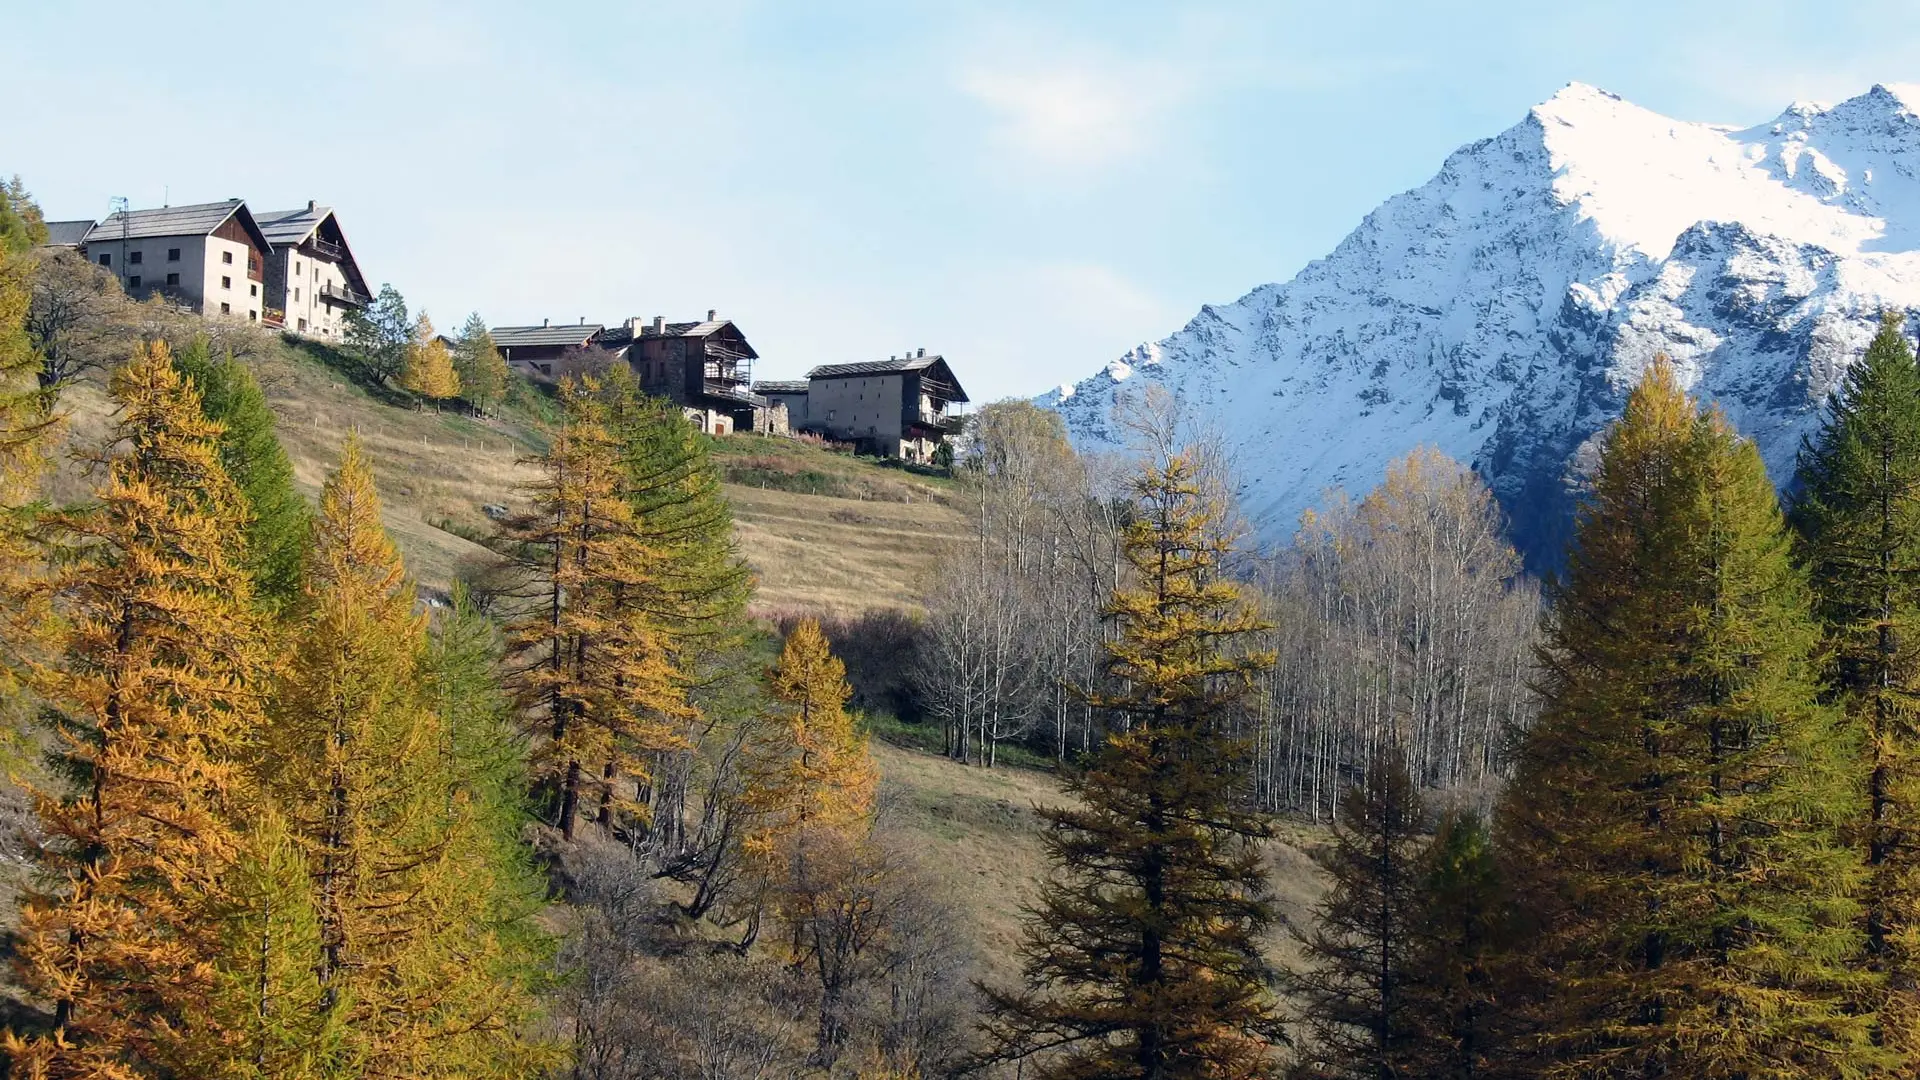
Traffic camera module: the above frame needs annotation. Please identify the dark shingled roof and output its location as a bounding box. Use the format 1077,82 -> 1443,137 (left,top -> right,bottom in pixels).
83,199 -> 265,246
254,205 -> 331,246
490,324 -> 604,348
807,355 -> 944,380
753,380 -> 809,395
41,219 -> 95,247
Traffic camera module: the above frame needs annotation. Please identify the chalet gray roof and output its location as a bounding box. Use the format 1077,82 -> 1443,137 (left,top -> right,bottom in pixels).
807,355 -> 944,380
83,199 -> 258,244
254,205 -> 331,245
41,220 -> 95,247
753,380 -> 809,395
490,323 -> 604,348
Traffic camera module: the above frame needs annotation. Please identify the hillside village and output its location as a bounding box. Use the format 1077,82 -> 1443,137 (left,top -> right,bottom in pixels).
46,195 -> 972,464
21,63 -> 1920,1080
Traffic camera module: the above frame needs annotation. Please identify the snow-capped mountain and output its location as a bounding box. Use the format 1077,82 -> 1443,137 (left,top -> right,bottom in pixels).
1042,82 -> 1920,567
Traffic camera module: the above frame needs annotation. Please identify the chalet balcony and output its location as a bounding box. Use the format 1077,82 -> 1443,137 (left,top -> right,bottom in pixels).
309,236 -> 347,262
702,379 -> 768,407
917,408 -> 965,433
317,282 -> 370,308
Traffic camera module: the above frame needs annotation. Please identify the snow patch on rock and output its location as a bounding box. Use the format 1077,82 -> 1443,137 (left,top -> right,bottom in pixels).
1043,82 -> 1920,568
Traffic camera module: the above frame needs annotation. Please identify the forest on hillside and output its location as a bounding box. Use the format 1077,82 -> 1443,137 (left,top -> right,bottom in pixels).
11,159 -> 1920,1080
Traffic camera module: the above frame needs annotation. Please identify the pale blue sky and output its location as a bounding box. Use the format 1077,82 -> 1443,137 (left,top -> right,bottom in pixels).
7,2 -> 1917,400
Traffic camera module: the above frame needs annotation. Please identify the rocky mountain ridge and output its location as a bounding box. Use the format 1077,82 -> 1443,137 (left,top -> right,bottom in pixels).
1043,82 -> 1920,566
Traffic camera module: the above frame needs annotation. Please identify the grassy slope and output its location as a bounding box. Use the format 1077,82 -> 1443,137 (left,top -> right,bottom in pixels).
41,338 -> 1329,996
707,435 -> 972,616
51,340 -> 971,612
872,739 -> 1330,987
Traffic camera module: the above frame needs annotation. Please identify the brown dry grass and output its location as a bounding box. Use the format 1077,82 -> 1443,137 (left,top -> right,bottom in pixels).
729,484 -> 972,617
45,341 -> 973,611
247,346 -> 545,593
44,346 -> 547,593
869,740 -> 1330,988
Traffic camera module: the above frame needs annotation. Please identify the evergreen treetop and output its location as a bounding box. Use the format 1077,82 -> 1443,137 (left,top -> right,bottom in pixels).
973,450 -> 1285,1080
1792,309 -> 1920,1056
171,338 -> 309,608
453,312 -> 508,412
1497,358 -> 1880,1078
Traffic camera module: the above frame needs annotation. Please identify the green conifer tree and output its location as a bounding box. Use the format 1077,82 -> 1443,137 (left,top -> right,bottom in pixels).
194,807 -> 335,1080
1287,749 -> 1427,1080
602,366 -> 752,644
453,313 -> 508,415
0,175 -> 51,691
266,438 -> 553,1076
1496,360 -> 1880,1078
1401,812 -> 1513,1080
342,284 -> 410,386
172,339 -> 309,608
421,582 -> 555,1030
972,450 -> 1284,1080
1792,310 -> 1920,1057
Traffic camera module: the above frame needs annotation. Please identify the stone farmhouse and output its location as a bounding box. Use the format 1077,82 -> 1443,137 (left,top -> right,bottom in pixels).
493,311 -> 784,437
254,202 -> 372,340
757,350 -> 969,463
43,197 -> 371,339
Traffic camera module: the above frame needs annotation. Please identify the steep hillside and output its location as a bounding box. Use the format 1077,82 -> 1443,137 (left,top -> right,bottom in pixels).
48,339 -> 968,612
869,740 -> 1328,985
709,437 -> 970,615
1045,82 -> 1920,567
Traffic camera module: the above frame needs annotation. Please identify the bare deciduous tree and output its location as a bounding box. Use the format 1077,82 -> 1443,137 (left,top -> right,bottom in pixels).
25,248 -> 131,402
1252,448 -> 1539,820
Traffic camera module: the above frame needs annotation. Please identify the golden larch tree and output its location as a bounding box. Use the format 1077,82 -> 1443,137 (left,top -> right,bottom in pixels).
263,434 -> 556,1068
501,380 -> 689,839
971,450 -> 1286,1080
6,341 -> 274,1078
1497,359 -> 1880,1078
264,436 -> 554,1075
739,618 -> 877,861
400,312 -> 460,401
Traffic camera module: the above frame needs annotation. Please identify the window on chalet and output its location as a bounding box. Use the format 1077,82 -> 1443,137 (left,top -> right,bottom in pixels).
221,276 -> 232,289
220,302 -> 231,314
129,250 -> 142,264
250,283 -> 258,297
167,248 -> 180,261
222,251 -> 233,265
166,273 -> 179,286
127,275 -> 141,288
97,253 -> 110,267
294,287 -> 300,303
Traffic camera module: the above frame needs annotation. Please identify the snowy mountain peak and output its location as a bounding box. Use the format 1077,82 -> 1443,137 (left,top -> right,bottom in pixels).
1043,83 -> 1920,569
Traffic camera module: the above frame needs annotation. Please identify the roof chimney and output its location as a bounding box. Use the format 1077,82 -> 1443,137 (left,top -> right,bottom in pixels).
307,199 -> 316,212
917,347 -> 925,358
579,316 -> 585,325
707,309 -> 717,322
542,317 -> 549,328
652,315 -> 665,335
